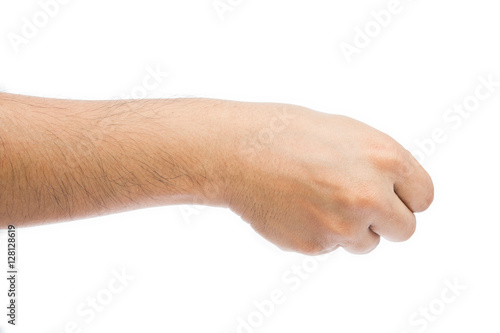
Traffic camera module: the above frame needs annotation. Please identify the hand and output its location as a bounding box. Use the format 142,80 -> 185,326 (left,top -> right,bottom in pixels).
221,103 -> 434,255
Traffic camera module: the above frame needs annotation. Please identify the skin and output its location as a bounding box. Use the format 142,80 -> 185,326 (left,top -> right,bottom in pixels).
0,93 -> 433,255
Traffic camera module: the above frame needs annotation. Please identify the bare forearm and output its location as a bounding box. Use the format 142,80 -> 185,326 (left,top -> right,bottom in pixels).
0,93 -> 234,227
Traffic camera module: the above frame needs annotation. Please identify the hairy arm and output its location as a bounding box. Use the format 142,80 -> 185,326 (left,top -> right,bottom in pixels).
0,92 -> 433,255
0,93 -> 235,227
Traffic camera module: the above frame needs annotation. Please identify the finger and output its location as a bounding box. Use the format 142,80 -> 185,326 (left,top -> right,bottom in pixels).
316,244 -> 341,255
369,191 -> 417,242
393,151 -> 434,212
342,227 -> 380,255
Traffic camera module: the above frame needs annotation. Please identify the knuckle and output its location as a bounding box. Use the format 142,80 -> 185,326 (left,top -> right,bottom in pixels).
341,185 -> 380,211
295,240 -> 328,256
363,238 -> 380,254
413,177 -> 435,212
395,153 -> 415,179
397,215 -> 417,242
368,138 -> 397,159
368,137 -> 399,154
345,234 -> 380,255
422,179 -> 435,209
333,221 -> 360,242
369,139 -> 410,173
296,222 -> 343,256
382,204 -> 417,242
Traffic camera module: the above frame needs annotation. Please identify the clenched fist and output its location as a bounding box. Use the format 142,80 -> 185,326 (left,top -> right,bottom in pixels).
220,103 -> 434,255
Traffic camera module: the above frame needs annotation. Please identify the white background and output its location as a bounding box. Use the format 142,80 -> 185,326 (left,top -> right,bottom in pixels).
0,0 -> 499,332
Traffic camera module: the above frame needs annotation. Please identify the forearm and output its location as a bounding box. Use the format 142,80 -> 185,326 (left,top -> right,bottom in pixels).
0,93 -> 236,227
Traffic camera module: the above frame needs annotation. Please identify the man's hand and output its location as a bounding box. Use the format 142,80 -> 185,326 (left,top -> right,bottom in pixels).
0,94 -> 433,255
222,103 -> 434,255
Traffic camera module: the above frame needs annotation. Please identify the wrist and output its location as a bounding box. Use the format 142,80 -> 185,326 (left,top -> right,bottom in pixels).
156,98 -> 243,207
